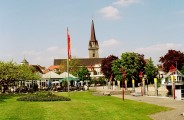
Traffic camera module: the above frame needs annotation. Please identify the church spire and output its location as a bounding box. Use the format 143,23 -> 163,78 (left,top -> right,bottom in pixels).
90,19 -> 97,42
88,19 -> 99,58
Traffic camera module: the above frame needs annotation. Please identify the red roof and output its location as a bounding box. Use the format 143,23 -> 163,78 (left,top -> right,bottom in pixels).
48,65 -> 60,71
43,65 -> 60,73
169,64 -> 177,72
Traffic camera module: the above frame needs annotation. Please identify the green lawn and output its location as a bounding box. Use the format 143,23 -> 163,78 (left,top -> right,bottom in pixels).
0,92 -> 170,120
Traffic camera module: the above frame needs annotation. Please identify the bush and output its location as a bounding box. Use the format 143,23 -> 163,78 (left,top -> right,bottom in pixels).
15,86 -> 28,93
90,77 -> 106,86
16,91 -> 71,102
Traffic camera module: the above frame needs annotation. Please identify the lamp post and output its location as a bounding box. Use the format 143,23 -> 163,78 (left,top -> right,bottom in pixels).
144,75 -> 148,95
171,75 -> 175,99
170,64 -> 176,100
139,71 -> 143,96
154,78 -> 158,96
132,79 -> 135,91
122,71 -> 126,101
119,68 -> 126,101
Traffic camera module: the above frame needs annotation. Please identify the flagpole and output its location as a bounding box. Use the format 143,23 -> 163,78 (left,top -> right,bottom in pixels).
67,54 -> 70,96
67,27 -> 70,96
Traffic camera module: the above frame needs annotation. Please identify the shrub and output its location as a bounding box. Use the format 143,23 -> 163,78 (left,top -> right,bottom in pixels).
15,86 -> 28,93
16,91 -> 71,102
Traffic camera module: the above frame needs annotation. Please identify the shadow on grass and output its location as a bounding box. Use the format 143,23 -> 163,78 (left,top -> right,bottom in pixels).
0,94 -> 13,103
0,93 -> 25,103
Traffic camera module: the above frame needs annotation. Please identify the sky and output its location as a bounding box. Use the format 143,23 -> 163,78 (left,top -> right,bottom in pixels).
0,0 -> 184,68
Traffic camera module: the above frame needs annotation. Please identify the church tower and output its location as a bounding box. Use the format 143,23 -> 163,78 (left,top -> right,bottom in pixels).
88,20 -> 99,58
20,58 -> 29,65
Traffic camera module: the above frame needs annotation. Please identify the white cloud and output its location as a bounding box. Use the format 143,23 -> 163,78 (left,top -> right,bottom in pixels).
99,6 -> 121,20
47,46 -> 59,52
134,43 -> 184,64
135,43 -> 183,53
101,38 -> 120,48
99,38 -> 122,57
113,0 -> 142,6
98,0 -> 143,20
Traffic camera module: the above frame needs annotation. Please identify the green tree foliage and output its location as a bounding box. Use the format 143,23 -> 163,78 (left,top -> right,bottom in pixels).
77,66 -> 90,81
98,77 -> 106,85
112,52 -> 146,85
121,52 -> 145,81
159,50 -> 184,72
180,66 -> 184,75
101,55 -> 118,81
0,61 -> 40,93
18,65 -> 40,80
0,61 -> 18,88
70,59 -> 80,76
59,60 -> 67,73
59,59 -> 80,76
145,58 -> 158,84
112,59 -> 122,81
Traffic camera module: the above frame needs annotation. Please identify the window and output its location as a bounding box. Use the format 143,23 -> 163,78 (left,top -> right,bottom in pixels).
93,53 -> 95,57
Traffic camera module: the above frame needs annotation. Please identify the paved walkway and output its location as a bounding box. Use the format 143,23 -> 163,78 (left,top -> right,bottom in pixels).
91,86 -> 184,120
113,95 -> 184,120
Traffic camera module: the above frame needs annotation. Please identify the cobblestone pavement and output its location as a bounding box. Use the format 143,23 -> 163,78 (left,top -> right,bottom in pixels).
113,95 -> 184,120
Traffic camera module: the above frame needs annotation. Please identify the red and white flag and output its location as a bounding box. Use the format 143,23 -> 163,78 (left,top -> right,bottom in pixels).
67,28 -> 71,60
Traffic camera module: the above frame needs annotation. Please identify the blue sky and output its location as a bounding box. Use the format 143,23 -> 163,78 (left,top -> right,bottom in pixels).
0,0 -> 184,67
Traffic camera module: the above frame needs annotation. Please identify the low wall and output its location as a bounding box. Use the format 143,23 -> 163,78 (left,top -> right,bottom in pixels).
90,85 -> 169,97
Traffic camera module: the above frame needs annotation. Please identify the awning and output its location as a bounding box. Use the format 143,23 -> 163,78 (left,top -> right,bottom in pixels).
60,77 -> 78,82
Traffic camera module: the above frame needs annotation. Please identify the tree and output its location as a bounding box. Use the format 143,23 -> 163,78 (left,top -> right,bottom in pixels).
180,66 -> 184,75
59,59 -> 80,76
112,59 -> 122,81
59,60 -> 67,73
18,64 -> 40,80
138,54 -> 146,73
77,66 -> 90,81
0,61 -> 40,93
69,59 -> 80,76
121,52 -> 145,83
0,61 -> 19,93
101,55 -> 118,81
112,52 -> 146,86
145,58 -> 158,84
159,49 -> 184,72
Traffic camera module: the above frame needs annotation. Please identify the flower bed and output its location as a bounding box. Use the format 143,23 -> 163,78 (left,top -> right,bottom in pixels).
17,91 -> 71,102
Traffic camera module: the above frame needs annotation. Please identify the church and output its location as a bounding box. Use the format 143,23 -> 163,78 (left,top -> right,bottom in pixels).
54,20 -> 105,78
